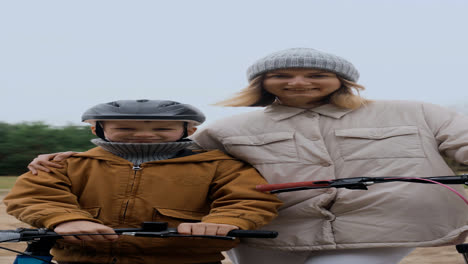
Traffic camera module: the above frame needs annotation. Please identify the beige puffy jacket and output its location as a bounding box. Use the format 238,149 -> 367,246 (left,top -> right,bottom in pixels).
192,100 -> 468,251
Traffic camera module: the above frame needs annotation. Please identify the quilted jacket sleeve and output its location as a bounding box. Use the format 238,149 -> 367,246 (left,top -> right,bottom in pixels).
422,102 -> 468,164
191,126 -> 228,152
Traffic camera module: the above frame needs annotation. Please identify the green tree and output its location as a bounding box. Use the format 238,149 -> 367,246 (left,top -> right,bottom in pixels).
0,122 -> 95,175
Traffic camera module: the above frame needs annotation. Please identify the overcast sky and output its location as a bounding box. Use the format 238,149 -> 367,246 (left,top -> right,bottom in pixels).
1,0 -> 467,127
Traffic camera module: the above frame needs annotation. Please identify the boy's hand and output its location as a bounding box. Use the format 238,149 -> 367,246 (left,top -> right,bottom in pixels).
177,223 -> 239,236
54,220 -> 118,243
28,151 -> 78,175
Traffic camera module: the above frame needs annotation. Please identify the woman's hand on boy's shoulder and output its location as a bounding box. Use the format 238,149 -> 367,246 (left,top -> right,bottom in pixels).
54,220 -> 118,243
28,151 -> 79,175
177,222 -> 238,236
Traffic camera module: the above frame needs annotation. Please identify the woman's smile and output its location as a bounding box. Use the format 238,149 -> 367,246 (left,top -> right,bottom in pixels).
284,87 -> 319,91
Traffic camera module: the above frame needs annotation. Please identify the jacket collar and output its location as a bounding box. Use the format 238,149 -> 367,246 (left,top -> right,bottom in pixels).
75,146 -> 234,164
264,103 -> 353,121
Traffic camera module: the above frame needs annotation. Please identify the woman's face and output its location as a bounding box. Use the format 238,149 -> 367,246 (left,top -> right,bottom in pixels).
263,68 -> 341,108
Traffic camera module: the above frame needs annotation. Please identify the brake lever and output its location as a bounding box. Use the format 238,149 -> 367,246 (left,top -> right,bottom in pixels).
329,177 -> 379,190
269,177 -> 375,193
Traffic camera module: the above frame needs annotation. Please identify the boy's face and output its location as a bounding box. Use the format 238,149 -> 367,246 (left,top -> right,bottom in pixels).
91,120 -> 196,143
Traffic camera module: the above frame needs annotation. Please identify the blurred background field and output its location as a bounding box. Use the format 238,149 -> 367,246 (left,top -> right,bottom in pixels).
0,177 -> 18,189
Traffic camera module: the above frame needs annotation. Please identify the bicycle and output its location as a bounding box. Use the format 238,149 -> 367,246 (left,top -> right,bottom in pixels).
0,221 -> 278,264
256,174 -> 468,264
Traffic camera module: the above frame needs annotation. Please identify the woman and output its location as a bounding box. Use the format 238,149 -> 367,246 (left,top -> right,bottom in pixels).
27,48 -> 468,264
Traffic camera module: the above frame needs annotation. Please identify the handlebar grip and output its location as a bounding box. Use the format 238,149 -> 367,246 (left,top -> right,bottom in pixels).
0,231 -> 21,242
456,243 -> 468,253
226,230 -> 278,238
20,230 -> 58,237
427,175 -> 468,184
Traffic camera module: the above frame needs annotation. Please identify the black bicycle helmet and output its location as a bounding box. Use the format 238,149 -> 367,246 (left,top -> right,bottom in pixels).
82,99 -> 205,124
82,99 -> 205,141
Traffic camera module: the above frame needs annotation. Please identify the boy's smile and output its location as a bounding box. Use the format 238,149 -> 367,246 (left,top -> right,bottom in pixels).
93,120 -> 196,143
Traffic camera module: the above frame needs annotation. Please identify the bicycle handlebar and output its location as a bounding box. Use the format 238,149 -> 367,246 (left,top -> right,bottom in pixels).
256,175 -> 468,193
0,222 -> 278,264
0,222 -> 278,243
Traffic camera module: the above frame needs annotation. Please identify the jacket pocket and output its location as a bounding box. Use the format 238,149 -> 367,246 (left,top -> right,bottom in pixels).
82,207 -> 101,218
221,132 -> 298,164
335,126 -> 425,161
152,208 -> 207,227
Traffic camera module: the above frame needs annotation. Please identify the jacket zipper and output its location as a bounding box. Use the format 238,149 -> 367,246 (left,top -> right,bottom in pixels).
130,165 -> 141,192
122,164 -> 142,222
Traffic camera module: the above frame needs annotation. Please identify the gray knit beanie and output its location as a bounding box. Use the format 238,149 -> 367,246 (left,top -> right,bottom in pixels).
246,48 -> 359,82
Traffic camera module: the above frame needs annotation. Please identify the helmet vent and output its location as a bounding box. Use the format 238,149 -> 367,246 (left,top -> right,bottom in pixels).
107,102 -> 120,107
136,99 -> 149,102
159,102 -> 178,107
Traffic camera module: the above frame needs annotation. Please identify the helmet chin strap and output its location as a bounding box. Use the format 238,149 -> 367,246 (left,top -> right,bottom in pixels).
177,122 -> 190,142
95,121 -> 109,142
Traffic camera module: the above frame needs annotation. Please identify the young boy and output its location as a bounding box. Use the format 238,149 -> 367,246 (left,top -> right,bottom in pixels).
4,99 -> 282,264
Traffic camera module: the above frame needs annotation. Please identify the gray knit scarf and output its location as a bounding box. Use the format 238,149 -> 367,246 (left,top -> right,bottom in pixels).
91,138 -> 195,165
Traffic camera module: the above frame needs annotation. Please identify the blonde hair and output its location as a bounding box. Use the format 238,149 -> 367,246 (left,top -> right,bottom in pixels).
215,73 -> 369,110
